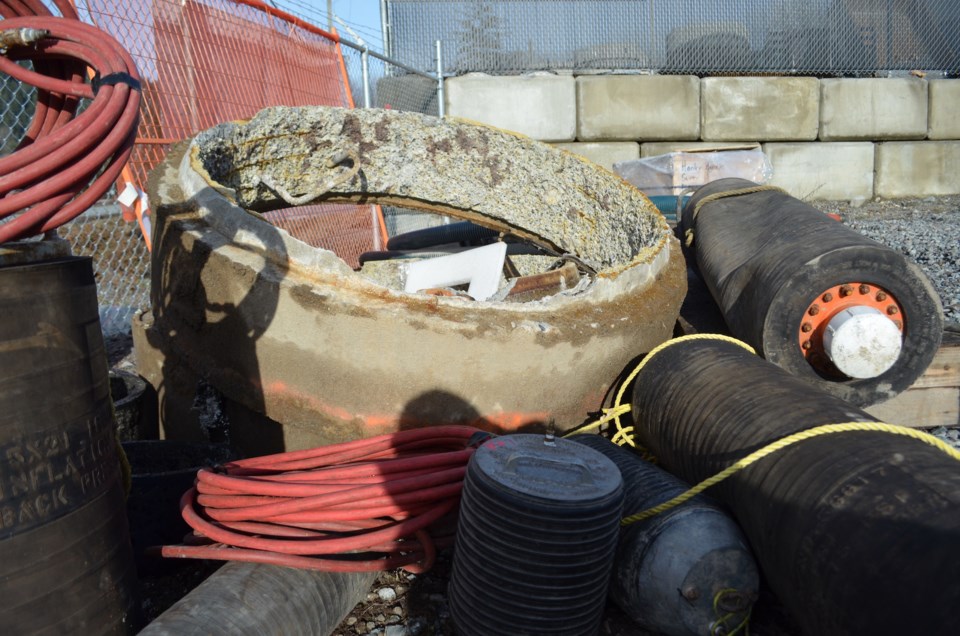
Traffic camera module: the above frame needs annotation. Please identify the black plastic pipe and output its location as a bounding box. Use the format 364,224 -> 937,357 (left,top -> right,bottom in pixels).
139,562 -> 377,635
387,220 -> 501,250
681,178 -> 943,406
358,240 -> 546,265
631,337 -> 960,636
571,435 -> 758,636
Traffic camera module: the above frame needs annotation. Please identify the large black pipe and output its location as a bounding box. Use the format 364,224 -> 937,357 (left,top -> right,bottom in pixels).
139,562 -> 377,635
681,178 -> 943,406
631,337 -> 960,636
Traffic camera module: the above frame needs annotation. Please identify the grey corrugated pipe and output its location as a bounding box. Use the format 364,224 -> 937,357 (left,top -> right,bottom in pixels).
139,563 -> 376,635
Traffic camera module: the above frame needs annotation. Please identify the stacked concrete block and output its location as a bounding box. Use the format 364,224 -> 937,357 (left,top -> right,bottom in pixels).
442,71 -> 960,199
576,75 -> 699,141
701,77 -> 820,141
445,72 -> 576,141
553,142 -> 640,172
763,142 -> 874,201
820,78 -> 927,140
928,80 -> 960,140
875,141 -> 960,198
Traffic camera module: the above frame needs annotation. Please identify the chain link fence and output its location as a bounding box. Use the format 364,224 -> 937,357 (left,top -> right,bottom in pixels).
340,42 -> 441,115
385,0 -> 960,77
337,34 -> 451,238
2,1 -> 444,336
0,63 -> 34,157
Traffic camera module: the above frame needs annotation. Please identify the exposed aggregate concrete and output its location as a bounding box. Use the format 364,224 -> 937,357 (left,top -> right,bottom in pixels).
191,106 -> 668,271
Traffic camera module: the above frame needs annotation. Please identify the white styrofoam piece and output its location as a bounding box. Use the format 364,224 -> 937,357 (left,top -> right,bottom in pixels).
403,242 -> 507,301
823,305 -> 903,379
117,181 -> 140,207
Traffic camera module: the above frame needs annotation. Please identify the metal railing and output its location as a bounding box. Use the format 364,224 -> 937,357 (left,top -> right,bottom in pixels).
339,35 -> 442,116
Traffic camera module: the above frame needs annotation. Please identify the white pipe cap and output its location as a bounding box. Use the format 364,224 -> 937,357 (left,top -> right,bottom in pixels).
823,306 -> 903,379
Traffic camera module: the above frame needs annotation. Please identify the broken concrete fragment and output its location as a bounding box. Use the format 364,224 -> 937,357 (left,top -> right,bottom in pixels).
190,107 -> 664,272
144,106 -> 685,452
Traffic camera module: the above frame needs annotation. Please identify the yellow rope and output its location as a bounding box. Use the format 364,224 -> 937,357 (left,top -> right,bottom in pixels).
563,334 -> 755,447
712,588 -> 751,636
562,333 -> 960,529
563,404 -> 632,436
622,421 -> 960,526
683,185 -> 788,248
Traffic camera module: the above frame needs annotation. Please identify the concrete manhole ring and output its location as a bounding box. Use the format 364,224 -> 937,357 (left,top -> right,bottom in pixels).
147,106 -> 686,451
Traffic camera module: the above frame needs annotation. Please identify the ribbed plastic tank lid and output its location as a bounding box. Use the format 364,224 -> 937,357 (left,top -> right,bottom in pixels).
473,434 -> 622,502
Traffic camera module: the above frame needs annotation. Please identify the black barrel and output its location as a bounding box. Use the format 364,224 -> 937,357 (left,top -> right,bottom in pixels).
631,337 -> 960,636
448,434 -> 623,636
681,178 -> 943,406
571,435 -> 758,636
0,256 -> 140,633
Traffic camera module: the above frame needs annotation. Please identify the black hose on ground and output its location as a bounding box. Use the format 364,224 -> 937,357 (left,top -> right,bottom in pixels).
138,562 -> 376,635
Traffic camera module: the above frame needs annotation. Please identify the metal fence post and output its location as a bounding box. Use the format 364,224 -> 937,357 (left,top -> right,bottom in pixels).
380,0 -> 391,59
361,48 -> 371,108
436,40 -> 445,118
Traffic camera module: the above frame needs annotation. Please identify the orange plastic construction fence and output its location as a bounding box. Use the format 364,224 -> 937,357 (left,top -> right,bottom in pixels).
76,0 -> 385,265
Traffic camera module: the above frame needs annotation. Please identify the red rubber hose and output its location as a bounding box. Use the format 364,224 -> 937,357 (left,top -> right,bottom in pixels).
1,1 -> 77,21
0,12 -> 140,243
161,426 -> 484,573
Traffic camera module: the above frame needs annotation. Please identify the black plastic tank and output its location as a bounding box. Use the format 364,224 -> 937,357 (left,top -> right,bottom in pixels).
0,253 -> 140,633
448,433 -> 624,636
571,434 -> 758,636
631,337 -> 960,636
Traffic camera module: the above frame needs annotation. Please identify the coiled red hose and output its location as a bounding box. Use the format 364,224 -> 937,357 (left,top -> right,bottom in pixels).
161,426 -> 484,573
0,4 -> 140,243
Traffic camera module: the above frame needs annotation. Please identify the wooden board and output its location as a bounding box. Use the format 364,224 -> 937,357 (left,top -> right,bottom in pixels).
910,330 -> 960,389
865,387 -> 960,429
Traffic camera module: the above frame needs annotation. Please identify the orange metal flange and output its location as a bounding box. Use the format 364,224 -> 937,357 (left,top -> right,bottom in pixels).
797,282 -> 904,375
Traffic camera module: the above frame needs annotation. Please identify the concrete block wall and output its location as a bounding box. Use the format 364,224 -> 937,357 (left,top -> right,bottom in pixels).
577,75 -> 700,141
701,77 -> 820,141
445,73 -> 960,200
444,73 -> 576,142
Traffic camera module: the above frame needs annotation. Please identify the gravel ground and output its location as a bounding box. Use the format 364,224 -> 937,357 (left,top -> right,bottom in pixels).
821,196 -> 960,325
118,196 -> 959,635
